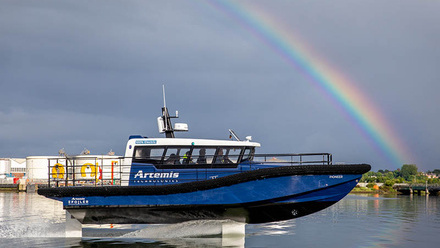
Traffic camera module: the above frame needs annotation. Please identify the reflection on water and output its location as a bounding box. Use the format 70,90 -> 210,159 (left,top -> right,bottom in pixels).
0,192 -> 65,238
0,192 -> 439,247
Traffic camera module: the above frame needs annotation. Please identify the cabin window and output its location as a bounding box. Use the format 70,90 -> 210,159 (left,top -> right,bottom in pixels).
213,148 -> 226,164
134,147 -> 149,159
224,147 -> 242,164
180,147 -> 193,165
242,148 -> 254,162
132,145 -> 254,168
190,148 -> 204,164
133,146 -> 165,164
163,147 -> 182,165
212,148 -> 243,164
203,148 -> 218,164
150,148 -> 165,160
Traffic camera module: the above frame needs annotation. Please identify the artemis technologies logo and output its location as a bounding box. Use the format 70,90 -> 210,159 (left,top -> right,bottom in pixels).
68,197 -> 89,205
133,170 -> 180,183
134,170 -> 179,179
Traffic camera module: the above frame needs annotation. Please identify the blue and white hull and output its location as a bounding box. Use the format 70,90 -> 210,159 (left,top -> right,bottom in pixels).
39,164 -> 370,224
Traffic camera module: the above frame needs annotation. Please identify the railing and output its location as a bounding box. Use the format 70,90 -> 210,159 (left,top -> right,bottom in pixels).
47,153 -> 332,188
253,153 -> 332,165
47,156 -> 126,188
393,183 -> 440,194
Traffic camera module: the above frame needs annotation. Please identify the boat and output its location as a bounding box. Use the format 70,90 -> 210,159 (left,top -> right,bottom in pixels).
38,97 -> 370,225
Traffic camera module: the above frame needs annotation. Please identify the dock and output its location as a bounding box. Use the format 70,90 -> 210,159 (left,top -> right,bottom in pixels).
393,183 -> 440,195
0,182 -> 40,193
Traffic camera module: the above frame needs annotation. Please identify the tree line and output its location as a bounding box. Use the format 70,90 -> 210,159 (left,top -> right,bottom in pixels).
360,164 -> 440,186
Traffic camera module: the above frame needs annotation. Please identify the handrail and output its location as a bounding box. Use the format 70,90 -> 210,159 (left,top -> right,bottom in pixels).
46,153 -> 332,188
253,153 -> 332,165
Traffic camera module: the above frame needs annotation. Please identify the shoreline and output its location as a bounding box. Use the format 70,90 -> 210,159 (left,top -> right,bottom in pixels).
349,190 -> 399,195
350,187 -> 437,196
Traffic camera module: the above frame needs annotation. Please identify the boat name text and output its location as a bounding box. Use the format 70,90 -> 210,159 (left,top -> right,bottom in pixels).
68,197 -> 89,205
134,170 -> 179,179
135,140 -> 157,144
329,175 -> 343,179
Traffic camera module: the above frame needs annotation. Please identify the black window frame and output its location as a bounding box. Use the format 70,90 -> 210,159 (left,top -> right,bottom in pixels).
131,145 -> 255,169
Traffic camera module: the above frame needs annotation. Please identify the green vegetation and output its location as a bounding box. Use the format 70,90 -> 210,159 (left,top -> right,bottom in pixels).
352,181 -> 398,194
351,186 -> 376,193
401,164 -> 418,181
360,164 -> 440,185
353,164 -> 440,194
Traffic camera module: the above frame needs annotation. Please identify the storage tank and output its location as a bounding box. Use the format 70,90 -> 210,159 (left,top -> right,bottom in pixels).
0,158 -> 11,179
26,156 -> 66,182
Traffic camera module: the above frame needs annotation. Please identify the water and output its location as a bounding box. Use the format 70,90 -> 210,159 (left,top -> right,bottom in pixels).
0,192 -> 439,247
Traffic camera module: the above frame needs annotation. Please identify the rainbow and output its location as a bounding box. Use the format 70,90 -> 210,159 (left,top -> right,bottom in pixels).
207,0 -> 413,167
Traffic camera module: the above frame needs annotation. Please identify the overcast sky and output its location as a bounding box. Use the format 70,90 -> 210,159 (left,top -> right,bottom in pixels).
1,0 -> 439,171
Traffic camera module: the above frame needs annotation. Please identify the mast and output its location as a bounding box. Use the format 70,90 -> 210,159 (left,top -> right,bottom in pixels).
161,85 -> 175,138
158,85 -> 187,138
161,106 -> 175,138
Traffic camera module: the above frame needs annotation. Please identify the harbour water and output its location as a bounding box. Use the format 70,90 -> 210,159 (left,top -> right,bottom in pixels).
0,192 -> 439,247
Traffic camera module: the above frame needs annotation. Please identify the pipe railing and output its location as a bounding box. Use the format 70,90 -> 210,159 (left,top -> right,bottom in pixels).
47,153 -> 332,188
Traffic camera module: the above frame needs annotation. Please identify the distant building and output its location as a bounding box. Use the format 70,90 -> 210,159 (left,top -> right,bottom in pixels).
425,173 -> 439,179
0,158 -> 26,184
0,158 -> 26,179
10,158 -> 26,178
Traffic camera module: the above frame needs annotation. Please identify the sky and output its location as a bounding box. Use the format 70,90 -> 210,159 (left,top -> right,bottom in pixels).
1,0 -> 439,171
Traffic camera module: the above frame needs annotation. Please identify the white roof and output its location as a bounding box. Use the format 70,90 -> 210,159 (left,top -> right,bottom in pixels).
126,138 -> 261,148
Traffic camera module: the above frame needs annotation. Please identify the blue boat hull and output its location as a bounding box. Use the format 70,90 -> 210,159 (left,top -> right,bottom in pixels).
39,164 -> 370,224
67,178 -> 356,224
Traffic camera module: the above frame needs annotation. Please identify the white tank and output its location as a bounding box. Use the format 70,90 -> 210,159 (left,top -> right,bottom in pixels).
0,159 -> 11,179
26,156 -> 65,182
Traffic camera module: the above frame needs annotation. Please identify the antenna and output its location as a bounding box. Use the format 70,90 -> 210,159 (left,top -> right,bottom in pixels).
162,84 -> 167,108
228,129 -> 241,141
157,86 -> 188,138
